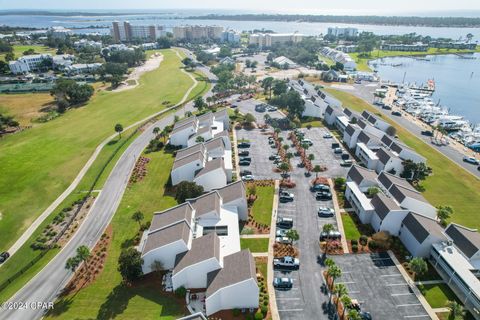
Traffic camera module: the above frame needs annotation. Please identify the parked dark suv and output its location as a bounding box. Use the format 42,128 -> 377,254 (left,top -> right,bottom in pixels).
0,252 -> 10,264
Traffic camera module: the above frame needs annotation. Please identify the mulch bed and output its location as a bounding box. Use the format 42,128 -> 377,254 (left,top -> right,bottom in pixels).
129,156 -> 151,185
61,225 -> 112,296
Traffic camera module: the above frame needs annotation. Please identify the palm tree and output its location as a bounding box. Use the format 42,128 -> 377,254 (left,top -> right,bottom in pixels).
278,162 -> 290,175
152,127 -> 160,137
114,123 -> 123,139
132,210 -> 144,228
65,257 -> 80,272
334,283 -> 348,309
327,265 -> 342,292
409,257 -> 428,281
76,245 -> 91,269
283,144 -> 290,153
308,154 -> 315,162
325,258 -> 335,268
447,300 -> 463,319
340,295 -> 352,319
348,309 -> 362,320
313,165 -> 322,178
323,223 -> 335,254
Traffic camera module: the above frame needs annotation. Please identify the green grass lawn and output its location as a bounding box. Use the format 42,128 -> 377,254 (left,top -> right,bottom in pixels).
350,47 -> 480,71
301,120 -> 324,128
324,88 -> 480,230
0,45 -> 57,61
341,213 -> 362,240
420,283 -> 459,309
46,148 -> 183,319
0,49 -> 198,252
0,92 -> 54,126
0,126 -> 143,302
256,260 -> 268,279
250,185 -> 274,225
240,238 -> 269,253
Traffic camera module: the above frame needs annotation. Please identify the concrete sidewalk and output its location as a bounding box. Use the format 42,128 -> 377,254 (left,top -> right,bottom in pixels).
267,179 -> 280,320
329,178 -> 349,254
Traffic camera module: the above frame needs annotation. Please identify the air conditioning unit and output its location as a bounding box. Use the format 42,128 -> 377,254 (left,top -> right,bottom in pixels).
447,240 -> 453,246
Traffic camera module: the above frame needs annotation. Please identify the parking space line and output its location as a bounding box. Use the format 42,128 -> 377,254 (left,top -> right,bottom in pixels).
276,298 -> 301,301
404,315 -> 430,318
278,214 -> 295,218
337,281 -> 355,284
349,291 -> 360,294
380,274 -> 403,277
396,303 -> 422,307
391,293 -> 414,296
386,283 -> 409,286
278,309 -> 304,312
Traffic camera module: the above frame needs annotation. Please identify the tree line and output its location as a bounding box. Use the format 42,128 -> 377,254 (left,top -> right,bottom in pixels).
187,14 -> 480,27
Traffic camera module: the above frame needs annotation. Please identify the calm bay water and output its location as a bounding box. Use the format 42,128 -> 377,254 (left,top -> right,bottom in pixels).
1,11 -> 479,123
1,12 -> 480,39
372,53 -> 480,123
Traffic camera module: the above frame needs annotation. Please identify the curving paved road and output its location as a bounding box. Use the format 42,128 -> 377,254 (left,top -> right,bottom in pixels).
0,52 -> 215,320
3,49 -> 202,261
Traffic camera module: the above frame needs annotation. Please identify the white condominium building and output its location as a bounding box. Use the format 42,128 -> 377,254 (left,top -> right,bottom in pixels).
173,25 -> 224,41
249,32 -> 305,48
110,21 -> 167,42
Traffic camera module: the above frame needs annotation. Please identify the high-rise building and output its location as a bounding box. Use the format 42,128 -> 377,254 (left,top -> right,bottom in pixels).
172,25 -> 224,41
327,27 -> 358,38
110,21 -> 166,43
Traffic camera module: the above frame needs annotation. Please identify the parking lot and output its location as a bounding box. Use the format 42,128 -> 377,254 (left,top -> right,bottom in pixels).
234,113 -> 355,319
237,128 -> 282,180
233,98 -> 284,125
271,129 -> 342,319
333,253 -> 430,320
299,127 -> 352,178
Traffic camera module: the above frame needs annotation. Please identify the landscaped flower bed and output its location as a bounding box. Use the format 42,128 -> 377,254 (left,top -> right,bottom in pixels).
273,243 -> 299,258
129,156 -> 151,185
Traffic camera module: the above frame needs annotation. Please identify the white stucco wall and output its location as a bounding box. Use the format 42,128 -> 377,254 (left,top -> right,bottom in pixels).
142,240 -> 189,274
206,279 -> 259,315
171,160 -> 203,185
193,169 -> 227,191
172,258 -> 221,289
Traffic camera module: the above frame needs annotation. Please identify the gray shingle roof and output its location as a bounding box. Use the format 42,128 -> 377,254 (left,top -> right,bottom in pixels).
381,134 -> 393,147
189,191 -> 222,217
361,110 -> 371,119
345,124 -> 356,136
216,181 -> 246,204
389,184 -> 428,204
326,105 -> 336,115
214,130 -> 229,138
176,143 -> 206,160
402,212 -> 444,243
376,147 -> 394,165
175,115 -> 197,128
173,233 -> 220,274
357,119 -> 367,129
371,193 -> 401,220
142,221 -> 191,255
204,137 -> 225,152
197,112 -> 213,123
445,224 -> 480,258
213,108 -> 228,119
173,151 -> 204,170
206,249 -> 257,297
150,203 -> 194,231
348,165 -> 377,185
390,141 -> 403,154
194,158 -> 225,178
378,171 -> 415,192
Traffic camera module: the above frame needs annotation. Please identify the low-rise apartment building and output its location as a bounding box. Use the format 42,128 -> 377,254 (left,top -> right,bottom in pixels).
321,47 -> 356,71
138,181 -> 258,316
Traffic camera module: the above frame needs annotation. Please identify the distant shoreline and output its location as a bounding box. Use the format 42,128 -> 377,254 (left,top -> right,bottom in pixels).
185,14 -> 480,28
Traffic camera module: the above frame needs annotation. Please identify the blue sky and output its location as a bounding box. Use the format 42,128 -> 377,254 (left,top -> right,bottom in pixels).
1,0 -> 480,16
